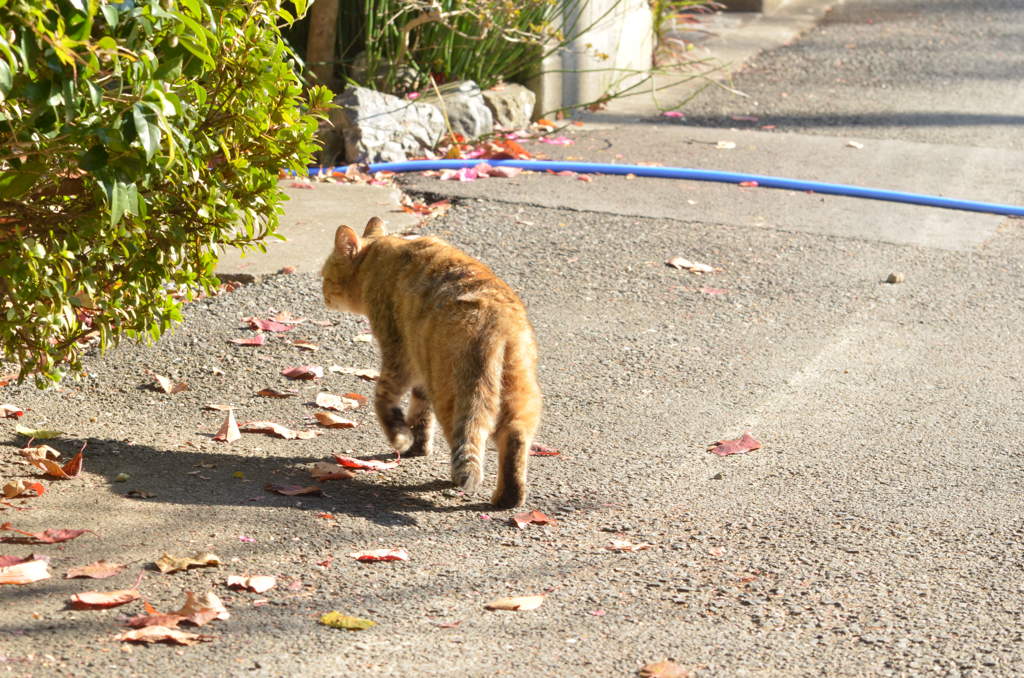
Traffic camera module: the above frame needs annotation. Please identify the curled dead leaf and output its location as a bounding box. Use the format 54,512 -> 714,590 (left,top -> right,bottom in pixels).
333,454 -> 397,472
240,421 -> 319,440
1,404 -> 24,418
310,462 -> 356,481
19,445 -> 60,463
155,552 -> 222,574
314,412 -> 357,429
314,392 -> 361,412
606,540 -> 653,553
319,611 -> 375,630
212,410 -> 241,443
0,523 -> 92,544
328,365 -> 379,381
280,365 -> 323,380
257,387 -> 298,398
638,660 -> 694,678
148,371 -> 188,394
512,509 -> 557,529
484,594 -> 545,611
0,554 -> 50,585
227,335 -> 266,346
175,590 -> 229,621
226,575 -> 276,593
69,587 -> 140,609
347,548 -> 409,562
65,560 -> 127,579
2,479 -> 45,499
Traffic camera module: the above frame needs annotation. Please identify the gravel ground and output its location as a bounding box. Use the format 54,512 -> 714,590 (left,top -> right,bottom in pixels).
3,1 -> 1024,675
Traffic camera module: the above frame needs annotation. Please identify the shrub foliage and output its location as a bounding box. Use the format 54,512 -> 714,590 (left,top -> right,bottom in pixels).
0,0 -> 330,384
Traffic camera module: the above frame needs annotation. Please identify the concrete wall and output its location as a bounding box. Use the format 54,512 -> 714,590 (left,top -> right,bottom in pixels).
529,0 -> 653,117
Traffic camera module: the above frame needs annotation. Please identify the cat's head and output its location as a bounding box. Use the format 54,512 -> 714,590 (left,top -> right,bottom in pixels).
321,216 -> 386,314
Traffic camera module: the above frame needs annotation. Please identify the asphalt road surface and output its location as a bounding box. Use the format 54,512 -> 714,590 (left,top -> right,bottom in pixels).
2,1 -> 1022,676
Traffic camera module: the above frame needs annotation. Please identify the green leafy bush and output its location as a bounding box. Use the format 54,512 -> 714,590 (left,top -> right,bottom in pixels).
0,0 -> 331,384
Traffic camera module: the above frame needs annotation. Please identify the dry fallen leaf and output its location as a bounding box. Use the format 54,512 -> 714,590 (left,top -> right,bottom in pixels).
707,432 -> 762,457
328,365 -> 379,381
0,554 -> 50,585
292,340 -> 319,351
247,318 -> 292,332
264,483 -> 322,496
14,424 -> 62,439
175,590 -> 229,621
1,404 -> 24,418
116,626 -> 213,645
257,387 -> 298,398
212,410 -> 241,443
319,611 -> 376,630
0,523 -> 92,544
484,594 -> 545,611
638,660 -> 694,678
310,462 -> 356,481
347,548 -> 409,562
240,421 -> 319,440
226,575 -> 276,593
280,365 -> 323,380
65,560 -> 127,579
512,509 -> 558,529
19,445 -> 60,463
227,335 -> 266,346
154,552 -> 222,574
148,371 -> 188,394
528,443 -> 560,456
315,392 -> 361,412
665,256 -> 719,274
2,479 -> 45,499
201,404 -> 234,412
333,454 -> 398,471
70,587 -> 140,609
314,412 -> 357,429
29,446 -> 84,479
606,540 -> 653,553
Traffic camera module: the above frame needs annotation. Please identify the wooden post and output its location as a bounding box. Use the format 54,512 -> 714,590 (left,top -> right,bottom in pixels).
306,0 -> 340,88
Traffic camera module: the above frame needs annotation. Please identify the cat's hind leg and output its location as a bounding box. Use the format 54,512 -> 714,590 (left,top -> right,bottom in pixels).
375,366 -> 413,453
404,386 -> 435,457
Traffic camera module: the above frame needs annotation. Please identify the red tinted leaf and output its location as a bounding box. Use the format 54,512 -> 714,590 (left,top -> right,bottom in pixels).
310,462 -> 356,481
314,412 -> 357,429
0,554 -> 50,584
1,404 -> 24,418
2,480 -> 45,498
511,509 -> 557,529
281,365 -> 323,380
227,335 -> 266,346
125,613 -> 186,629
65,560 -> 126,579
265,483 -> 322,496
0,523 -> 92,543
257,387 -> 298,398
212,410 -> 240,443
707,432 -> 762,457
738,181 -> 759,188
347,548 -> 409,562
248,318 -> 292,332
529,443 -> 560,456
70,588 -> 140,609
333,455 -> 398,471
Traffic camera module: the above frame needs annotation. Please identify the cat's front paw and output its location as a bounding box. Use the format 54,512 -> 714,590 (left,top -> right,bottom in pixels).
404,437 -> 432,457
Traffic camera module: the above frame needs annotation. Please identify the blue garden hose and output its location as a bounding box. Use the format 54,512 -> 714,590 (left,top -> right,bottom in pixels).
327,159 -> 1024,217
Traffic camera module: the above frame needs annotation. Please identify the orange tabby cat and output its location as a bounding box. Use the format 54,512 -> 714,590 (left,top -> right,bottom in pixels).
322,217 -> 541,508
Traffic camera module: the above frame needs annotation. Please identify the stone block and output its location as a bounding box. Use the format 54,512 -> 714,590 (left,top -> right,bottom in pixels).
482,83 -> 536,130
419,80 -> 494,141
329,86 -> 445,164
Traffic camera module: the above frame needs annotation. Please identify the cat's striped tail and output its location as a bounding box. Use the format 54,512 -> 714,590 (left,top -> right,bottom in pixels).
450,339 -> 505,496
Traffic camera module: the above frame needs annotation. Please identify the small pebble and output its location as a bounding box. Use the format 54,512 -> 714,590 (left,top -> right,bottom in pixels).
886,272 -> 905,284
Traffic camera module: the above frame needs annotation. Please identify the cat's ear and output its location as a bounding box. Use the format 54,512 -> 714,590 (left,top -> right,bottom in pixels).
334,225 -> 361,258
363,216 -> 385,238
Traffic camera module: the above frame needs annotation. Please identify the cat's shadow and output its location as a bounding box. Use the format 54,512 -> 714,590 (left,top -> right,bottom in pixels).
10,436 -> 495,528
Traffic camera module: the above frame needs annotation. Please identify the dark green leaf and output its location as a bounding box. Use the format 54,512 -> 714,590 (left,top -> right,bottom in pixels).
132,103 -> 161,159
78,144 -> 108,171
